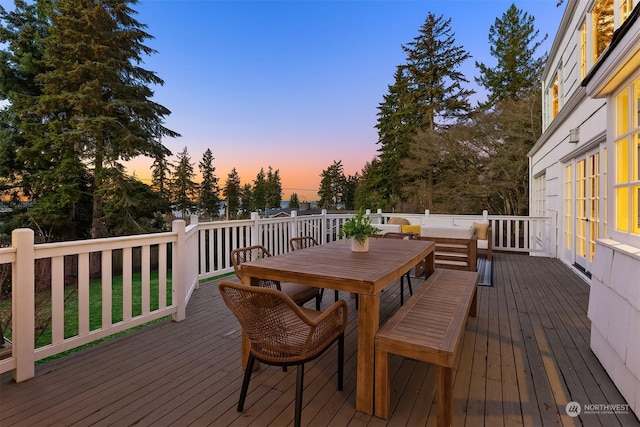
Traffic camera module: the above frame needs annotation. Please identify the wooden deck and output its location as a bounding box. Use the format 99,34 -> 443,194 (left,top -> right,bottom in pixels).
1,254 -> 638,426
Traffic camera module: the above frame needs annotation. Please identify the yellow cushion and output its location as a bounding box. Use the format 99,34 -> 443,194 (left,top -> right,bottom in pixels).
401,225 -> 421,234
388,217 -> 410,225
473,222 -> 489,240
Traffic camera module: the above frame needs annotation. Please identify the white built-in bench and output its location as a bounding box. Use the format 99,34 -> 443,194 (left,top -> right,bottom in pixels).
377,214 -> 492,261
374,268 -> 478,426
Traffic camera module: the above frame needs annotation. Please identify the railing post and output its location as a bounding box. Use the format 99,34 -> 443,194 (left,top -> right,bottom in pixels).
291,211 -> 298,241
12,228 -> 35,382
321,209 -> 328,244
251,212 -> 260,246
172,220 -> 186,322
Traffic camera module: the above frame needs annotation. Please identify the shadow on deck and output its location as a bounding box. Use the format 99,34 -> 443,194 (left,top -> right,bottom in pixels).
1,254 -> 638,426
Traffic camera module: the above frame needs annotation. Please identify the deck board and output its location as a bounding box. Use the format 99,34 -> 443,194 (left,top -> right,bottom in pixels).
1,254 -> 639,426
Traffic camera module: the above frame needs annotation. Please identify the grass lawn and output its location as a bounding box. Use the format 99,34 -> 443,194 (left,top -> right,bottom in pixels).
0,270 -> 173,351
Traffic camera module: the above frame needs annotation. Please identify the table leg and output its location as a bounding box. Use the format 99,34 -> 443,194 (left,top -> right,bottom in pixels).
356,292 -> 380,414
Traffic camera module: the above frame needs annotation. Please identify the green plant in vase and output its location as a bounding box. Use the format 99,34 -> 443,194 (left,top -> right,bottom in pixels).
340,208 -> 380,248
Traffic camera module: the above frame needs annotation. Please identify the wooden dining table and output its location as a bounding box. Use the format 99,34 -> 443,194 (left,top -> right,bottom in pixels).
239,237 -> 436,415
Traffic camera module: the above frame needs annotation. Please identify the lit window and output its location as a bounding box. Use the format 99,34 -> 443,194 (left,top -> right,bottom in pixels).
592,0 -> 614,62
620,0 -> 634,22
580,22 -> 587,79
615,78 -> 640,234
551,74 -> 559,118
565,164 -> 573,250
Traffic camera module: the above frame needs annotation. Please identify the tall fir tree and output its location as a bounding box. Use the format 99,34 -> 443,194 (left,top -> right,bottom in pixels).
198,148 -> 221,219
265,166 -> 282,209
252,168 -> 267,212
4,0 -> 178,239
239,183 -> 253,218
171,147 -> 198,219
375,67 -> 415,208
475,4 -> 547,108
402,12 -> 474,131
151,144 -> 173,206
289,193 -> 300,209
318,161 -> 345,209
223,168 -> 241,220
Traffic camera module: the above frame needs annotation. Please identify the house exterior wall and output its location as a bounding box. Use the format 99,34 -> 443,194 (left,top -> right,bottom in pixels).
530,0 -> 640,417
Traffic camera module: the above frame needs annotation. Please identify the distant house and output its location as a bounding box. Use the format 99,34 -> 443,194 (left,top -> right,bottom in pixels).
529,0 -> 639,416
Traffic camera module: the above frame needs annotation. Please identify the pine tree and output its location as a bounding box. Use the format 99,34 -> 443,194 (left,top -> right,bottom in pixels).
240,183 -> 253,218
151,145 -> 173,205
397,12 -> 474,211
475,4 -> 547,108
198,148 -> 221,219
171,147 -> 198,219
402,12 -> 474,130
223,168 -> 242,220
375,67 -> 415,207
252,168 -> 267,212
265,167 -> 282,209
9,0 -> 178,239
318,161 -> 345,209
289,193 -> 300,209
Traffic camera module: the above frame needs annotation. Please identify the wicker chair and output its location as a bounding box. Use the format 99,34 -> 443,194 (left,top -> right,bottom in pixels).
289,236 -> 340,302
231,245 -> 322,309
382,232 -> 418,305
218,281 -> 348,427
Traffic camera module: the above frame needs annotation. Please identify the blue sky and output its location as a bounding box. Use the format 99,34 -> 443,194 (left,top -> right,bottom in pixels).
2,0 -> 566,201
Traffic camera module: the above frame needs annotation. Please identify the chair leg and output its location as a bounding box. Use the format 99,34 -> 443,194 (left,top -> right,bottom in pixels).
337,334 -> 344,390
238,353 -> 255,412
316,293 -> 321,311
406,272 -> 413,296
334,290 -> 339,302
400,275 -> 404,306
295,364 -> 305,427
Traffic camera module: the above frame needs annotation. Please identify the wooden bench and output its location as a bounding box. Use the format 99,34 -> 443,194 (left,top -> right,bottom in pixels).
374,268 -> 478,426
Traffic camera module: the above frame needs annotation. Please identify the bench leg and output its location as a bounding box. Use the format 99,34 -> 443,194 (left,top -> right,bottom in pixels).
469,287 -> 477,317
374,349 -> 390,419
436,366 -> 453,427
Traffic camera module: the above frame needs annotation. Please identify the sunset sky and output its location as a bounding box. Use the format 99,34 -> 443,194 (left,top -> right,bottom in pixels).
5,0 -> 565,202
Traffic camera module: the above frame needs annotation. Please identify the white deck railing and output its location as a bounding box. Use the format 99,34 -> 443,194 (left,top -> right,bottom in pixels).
0,210 -> 553,381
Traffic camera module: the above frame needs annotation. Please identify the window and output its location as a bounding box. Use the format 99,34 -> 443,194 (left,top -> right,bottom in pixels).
551,74 -> 560,119
580,22 -> 587,79
620,0 -> 634,22
565,164 -> 573,250
592,0 -> 614,62
589,153 -> 600,261
614,78 -> 640,234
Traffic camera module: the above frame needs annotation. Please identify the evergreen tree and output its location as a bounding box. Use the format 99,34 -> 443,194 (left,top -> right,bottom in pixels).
318,161 -> 345,209
265,166 -> 282,209
342,174 -> 360,210
396,12 -> 474,210
171,147 -> 198,218
151,145 -> 173,205
252,168 -> 267,212
223,168 -> 241,220
240,183 -> 253,218
475,4 -> 547,108
289,193 -> 300,209
5,0 -> 178,239
375,67 -> 415,207
355,159 -> 388,210
198,148 -> 221,219
402,12 -> 474,131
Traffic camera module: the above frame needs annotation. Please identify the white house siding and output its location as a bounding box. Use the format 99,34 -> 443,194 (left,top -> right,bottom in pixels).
531,0 -> 640,417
